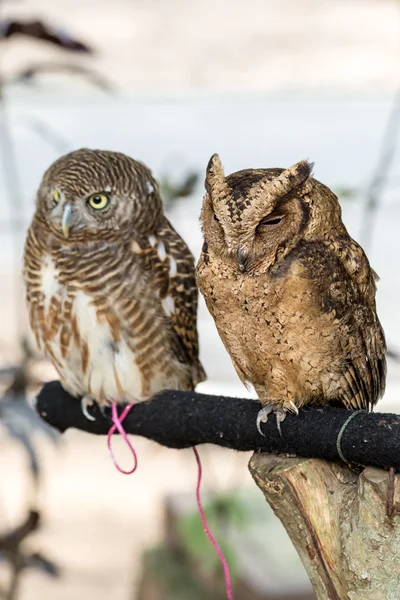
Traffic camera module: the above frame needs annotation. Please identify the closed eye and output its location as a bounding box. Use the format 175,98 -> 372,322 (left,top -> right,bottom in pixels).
213,213 -> 220,223
259,215 -> 284,227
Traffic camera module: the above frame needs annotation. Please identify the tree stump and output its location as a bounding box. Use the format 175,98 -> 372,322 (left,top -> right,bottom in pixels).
249,453 -> 400,600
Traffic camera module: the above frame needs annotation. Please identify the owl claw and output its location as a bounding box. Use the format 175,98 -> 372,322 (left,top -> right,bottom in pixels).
256,405 -> 288,437
81,395 -> 96,421
256,405 -> 275,436
99,403 -> 110,418
276,408 -> 288,438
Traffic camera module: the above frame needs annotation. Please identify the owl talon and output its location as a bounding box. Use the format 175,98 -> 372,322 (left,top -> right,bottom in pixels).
257,405 -> 288,437
99,402 -> 111,419
256,405 -> 275,436
81,395 -> 96,421
276,408 -> 288,438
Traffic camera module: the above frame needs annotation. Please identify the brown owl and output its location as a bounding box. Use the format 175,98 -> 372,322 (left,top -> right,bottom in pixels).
23,148 -> 205,419
196,155 -> 386,433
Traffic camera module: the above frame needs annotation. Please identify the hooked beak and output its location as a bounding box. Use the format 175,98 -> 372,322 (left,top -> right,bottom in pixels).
237,247 -> 249,273
62,203 -> 73,239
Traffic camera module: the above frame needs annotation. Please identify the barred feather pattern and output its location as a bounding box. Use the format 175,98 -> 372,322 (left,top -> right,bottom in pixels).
23,149 -> 205,405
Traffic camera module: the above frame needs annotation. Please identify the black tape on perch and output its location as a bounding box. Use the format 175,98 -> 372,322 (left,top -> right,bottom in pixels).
36,380 -> 400,470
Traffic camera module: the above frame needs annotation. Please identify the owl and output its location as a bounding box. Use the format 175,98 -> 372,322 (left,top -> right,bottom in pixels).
23,148 -> 206,419
196,155 -> 386,433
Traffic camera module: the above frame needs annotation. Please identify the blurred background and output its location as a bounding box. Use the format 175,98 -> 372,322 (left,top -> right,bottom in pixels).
0,0 -> 399,598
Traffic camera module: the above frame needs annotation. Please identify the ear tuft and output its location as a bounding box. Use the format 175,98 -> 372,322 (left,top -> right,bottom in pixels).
206,153 -> 223,175
250,159 -> 314,204
205,153 -> 225,193
269,159 -> 314,198
285,159 -> 314,188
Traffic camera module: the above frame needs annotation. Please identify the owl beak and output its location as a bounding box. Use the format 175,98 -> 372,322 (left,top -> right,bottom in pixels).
237,247 -> 248,272
62,203 -> 73,238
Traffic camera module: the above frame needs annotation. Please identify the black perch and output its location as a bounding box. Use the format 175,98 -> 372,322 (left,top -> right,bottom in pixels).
36,380 -> 400,471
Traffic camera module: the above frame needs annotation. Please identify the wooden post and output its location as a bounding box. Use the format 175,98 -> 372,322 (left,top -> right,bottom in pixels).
249,453 -> 400,600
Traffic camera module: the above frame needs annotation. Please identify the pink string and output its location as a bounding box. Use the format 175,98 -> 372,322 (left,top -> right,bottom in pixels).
192,446 -> 234,600
107,406 -> 233,598
107,402 -> 137,474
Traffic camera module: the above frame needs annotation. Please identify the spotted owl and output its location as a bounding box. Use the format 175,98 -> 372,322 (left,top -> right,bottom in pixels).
23,148 -> 206,418
196,154 -> 386,432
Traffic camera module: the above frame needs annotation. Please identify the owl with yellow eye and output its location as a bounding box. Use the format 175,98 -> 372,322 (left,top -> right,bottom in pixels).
23,148 -> 205,418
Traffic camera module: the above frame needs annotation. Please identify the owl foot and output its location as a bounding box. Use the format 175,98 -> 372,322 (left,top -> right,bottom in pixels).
99,404 -> 109,418
256,405 -> 287,437
81,395 -> 96,421
99,398 -> 113,418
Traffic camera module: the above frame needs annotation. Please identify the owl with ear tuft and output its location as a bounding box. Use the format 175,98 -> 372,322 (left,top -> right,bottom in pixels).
196,154 -> 386,433
23,148 -> 205,419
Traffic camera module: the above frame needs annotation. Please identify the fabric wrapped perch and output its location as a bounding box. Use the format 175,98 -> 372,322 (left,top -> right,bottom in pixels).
36,381 -> 400,471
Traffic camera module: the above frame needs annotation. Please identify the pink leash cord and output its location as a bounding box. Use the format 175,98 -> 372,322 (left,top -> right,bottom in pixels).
107,402 -> 137,474
107,403 -> 234,599
192,446 -> 234,599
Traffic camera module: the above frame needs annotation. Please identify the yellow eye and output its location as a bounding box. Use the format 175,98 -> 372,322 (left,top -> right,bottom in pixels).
87,193 -> 109,210
52,190 -> 60,203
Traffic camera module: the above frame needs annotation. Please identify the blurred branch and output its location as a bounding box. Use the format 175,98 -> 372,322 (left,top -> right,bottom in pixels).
0,510 -> 59,600
0,86 -> 26,340
0,511 -> 39,551
13,62 -> 115,94
0,341 -> 60,597
387,347 -> 400,363
333,185 -> 358,201
0,510 -> 39,600
356,90 -> 400,364
360,87 -> 400,252
0,19 -> 93,53
160,171 -> 199,210
0,338 -> 60,485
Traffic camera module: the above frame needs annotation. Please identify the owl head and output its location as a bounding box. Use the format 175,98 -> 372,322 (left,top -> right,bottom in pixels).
35,148 -> 163,242
200,154 -> 344,273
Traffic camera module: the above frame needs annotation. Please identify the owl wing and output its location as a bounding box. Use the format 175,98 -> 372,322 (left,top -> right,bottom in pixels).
333,238 -> 387,410
297,239 -> 386,410
137,219 -> 206,388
